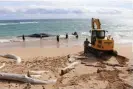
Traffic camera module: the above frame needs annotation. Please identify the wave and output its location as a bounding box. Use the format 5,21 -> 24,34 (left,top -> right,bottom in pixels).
19,21 -> 39,24
0,39 -> 11,43
0,23 -> 17,26
0,21 -> 39,26
81,32 -> 90,36
0,36 -> 48,43
59,34 -> 75,38
0,31 -> 133,44
116,39 -> 133,44
113,32 -> 133,39
0,38 -> 22,43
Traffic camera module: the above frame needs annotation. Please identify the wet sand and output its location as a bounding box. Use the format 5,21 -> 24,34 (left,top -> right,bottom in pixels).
0,36 -> 84,49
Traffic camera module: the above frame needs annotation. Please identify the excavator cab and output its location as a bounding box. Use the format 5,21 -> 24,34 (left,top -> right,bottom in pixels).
91,30 -> 105,39
91,30 -> 105,45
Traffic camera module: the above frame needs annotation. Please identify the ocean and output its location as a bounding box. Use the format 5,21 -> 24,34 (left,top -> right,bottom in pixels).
0,19 -> 133,44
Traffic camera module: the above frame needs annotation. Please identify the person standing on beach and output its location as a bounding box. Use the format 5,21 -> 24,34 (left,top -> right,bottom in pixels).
84,38 -> 90,54
57,35 -> 60,42
76,34 -> 78,39
66,33 -> 68,39
22,34 -> 25,42
40,34 -> 42,39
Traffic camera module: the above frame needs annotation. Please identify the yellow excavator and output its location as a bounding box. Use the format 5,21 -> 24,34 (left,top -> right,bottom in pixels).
88,18 -> 117,57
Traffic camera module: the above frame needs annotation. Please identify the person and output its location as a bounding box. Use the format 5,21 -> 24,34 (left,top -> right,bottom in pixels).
40,34 -> 42,39
84,38 -> 90,54
66,33 -> 68,39
56,35 -> 60,42
22,34 -> 25,42
76,34 -> 78,39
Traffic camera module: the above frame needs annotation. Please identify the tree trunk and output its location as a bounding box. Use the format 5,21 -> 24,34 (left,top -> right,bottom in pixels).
0,72 -> 56,84
60,62 -> 79,76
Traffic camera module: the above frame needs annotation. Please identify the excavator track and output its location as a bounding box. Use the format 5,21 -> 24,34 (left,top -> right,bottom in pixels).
87,46 -> 117,58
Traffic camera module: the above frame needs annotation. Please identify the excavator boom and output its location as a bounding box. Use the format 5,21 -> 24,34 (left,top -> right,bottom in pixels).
91,18 -> 101,30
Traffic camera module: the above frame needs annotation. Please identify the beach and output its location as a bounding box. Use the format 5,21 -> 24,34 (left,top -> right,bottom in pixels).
0,0 -> 133,88
0,19 -> 133,89
0,40 -> 132,89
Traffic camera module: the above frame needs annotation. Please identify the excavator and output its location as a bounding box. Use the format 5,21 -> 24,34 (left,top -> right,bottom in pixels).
87,18 -> 117,57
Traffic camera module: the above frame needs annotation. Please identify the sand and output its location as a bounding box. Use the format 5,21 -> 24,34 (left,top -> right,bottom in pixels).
0,44 -> 133,89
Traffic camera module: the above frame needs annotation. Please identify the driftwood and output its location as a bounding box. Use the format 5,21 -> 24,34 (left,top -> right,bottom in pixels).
0,72 -> 56,84
28,70 -> 49,78
75,56 -> 87,59
0,54 -> 21,64
30,75 -> 42,78
60,62 -> 79,76
29,70 -> 49,75
0,63 -> 5,69
68,57 -> 76,63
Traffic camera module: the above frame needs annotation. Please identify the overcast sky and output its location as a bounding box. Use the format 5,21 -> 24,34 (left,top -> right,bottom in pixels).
0,0 -> 132,19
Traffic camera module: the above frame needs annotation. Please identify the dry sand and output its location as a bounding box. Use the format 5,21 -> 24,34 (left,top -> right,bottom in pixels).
0,44 -> 133,89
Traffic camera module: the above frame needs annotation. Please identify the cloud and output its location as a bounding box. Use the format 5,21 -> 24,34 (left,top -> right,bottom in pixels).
0,0 -> 132,19
0,5 -> 86,15
23,8 -> 84,14
96,8 -> 122,14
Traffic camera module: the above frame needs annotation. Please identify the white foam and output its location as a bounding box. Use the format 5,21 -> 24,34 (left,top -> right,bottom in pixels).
81,32 -> 90,36
59,34 -> 75,38
0,37 -> 22,43
114,32 -> 133,38
0,39 -> 11,43
59,35 -> 65,38
0,21 -> 39,26
0,23 -> 16,26
0,23 -> 7,25
19,21 -> 39,24
115,39 -> 133,44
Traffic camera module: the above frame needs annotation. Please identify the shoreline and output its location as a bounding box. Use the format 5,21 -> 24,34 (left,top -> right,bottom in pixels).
0,37 -> 85,49
0,36 -> 132,49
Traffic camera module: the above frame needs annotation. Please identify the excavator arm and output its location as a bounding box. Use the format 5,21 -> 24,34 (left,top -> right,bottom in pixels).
91,18 -> 101,30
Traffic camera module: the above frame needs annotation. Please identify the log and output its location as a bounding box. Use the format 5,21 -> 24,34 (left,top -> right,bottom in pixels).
68,57 -> 76,63
0,63 -> 5,69
30,75 -> 41,78
0,54 -> 21,64
29,70 -> 49,75
0,72 -> 56,84
75,56 -> 87,59
60,62 -> 79,76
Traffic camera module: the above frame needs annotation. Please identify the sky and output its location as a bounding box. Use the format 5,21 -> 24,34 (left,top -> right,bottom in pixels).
0,0 -> 132,20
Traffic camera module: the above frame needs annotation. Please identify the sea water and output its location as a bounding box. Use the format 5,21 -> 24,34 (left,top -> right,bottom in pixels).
0,19 -> 133,44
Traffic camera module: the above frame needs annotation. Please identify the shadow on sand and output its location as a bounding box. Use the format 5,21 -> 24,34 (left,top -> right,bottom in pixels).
76,51 -> 129,67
